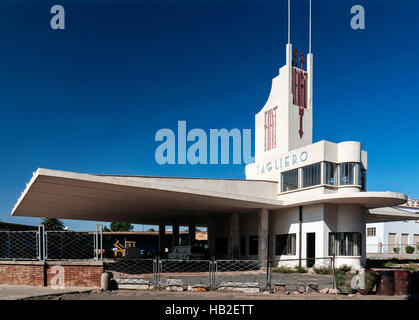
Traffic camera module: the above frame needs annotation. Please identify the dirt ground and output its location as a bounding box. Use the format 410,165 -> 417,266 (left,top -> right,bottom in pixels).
25,289 -> 416,300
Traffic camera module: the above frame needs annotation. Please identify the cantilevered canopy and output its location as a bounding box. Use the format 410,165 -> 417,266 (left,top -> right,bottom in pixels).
366,206 -> 419,223
12,169 -> 282,225
12,168 -> 409,225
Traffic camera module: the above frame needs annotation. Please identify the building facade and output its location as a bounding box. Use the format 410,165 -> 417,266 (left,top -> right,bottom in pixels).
12,44 -> 410,270
366,198 -> 419,254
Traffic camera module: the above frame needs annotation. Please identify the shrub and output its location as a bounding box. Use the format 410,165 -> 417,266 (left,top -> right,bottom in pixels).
338,264 -> 352,272
383,262 -> 398,268
405,246 -> 415,254
313,266 -> 332,275
393,247 -> 400,254
271,266 -> 295,273
294,266 -> 308,273
402,266 -> 417,273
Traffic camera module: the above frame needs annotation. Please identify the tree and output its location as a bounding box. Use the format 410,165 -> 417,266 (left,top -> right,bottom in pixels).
103,222 -> 134,232
147,227 -> 156,232
41,218 -> 65,231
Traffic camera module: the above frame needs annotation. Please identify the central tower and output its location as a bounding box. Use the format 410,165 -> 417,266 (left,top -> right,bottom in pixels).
254,44 -> 314,164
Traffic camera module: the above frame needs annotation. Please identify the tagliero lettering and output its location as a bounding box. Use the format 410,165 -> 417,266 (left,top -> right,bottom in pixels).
256,151 -> 308,175
155,121 -> 255,165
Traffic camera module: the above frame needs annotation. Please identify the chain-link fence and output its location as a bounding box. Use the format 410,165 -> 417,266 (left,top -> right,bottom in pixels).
45,231 -> 95,260
0,225 -> 103,261
159,259 -> 211,289
0,231 -> 39,260
214,260 -> 266,290
104,258 -> 157,287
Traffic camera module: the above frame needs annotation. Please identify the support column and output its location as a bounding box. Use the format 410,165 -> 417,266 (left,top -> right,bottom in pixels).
230,213 -> 240,259
159,224 -> 165,254
172,223 -> 179,249
299,206 -> 303,267
258,208 -> 269,267
207,217 -> 215,259
188,221 -> 196,246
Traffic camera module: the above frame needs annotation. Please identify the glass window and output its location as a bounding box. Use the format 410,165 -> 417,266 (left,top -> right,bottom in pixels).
275,234 -> 296,255
329,232 -> 362,256
360,168 -> 366,190
324,162 -> 337,186
282,169 -> 299,192
249,236 -> 258,255
339,163 -> 357,185
367,228 -> 376,237
302,163 -> 321,188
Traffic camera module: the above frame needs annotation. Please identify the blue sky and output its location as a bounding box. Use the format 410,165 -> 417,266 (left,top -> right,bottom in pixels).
0,0 -> 418,230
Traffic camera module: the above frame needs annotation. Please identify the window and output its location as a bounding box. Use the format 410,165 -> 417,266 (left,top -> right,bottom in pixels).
282,169 -> 299,192
264,107 -> 278,151
324,162 -> 337,186
329,232 -> 362,256
367,227 -> 376,237
302,163 -> 321,188
275,234 -> 296,255
249,236 -> 258,255
360,168 -> 366,190
279,161 -> 366,193
240,236 -> 246,255
339,163 -> 357,185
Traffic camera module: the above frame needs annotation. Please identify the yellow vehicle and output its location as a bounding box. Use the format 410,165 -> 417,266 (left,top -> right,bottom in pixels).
113,240 -> 136,258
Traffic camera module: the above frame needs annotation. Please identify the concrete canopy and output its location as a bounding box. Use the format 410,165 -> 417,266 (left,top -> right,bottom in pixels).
11,169 -> 282,225
366,206 -> 419,223
12,168 -> 408,225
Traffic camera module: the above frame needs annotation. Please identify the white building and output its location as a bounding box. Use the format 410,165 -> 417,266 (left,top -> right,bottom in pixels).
366,198 -> 419,254
11,42 -> 416,271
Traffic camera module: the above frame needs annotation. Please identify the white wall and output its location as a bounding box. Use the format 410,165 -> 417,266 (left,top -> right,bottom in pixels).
366,220 -> 419,253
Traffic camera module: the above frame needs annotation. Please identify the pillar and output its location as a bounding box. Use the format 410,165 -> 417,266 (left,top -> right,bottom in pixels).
207,217 -> 215,258
230,213 -> 240,259
172,223 -> 179,249
159,224 -> 165,253
258,208 -> 269,266
188,221 -> 196,246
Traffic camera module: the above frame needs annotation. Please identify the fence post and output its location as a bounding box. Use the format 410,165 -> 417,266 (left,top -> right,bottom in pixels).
94,226 -> 98,261
94,224 -> 103,262
332,255 -> 336,289
156,255 -> 161,290
266,260 -> 272,293
213,259 -> 217,290
43,230 -> 48,260
37,225 -> 45,261
99,225 -> 103,262
210,256 -> 216,291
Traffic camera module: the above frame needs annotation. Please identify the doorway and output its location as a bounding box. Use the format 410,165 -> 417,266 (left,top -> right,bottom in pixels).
306,233 -> 316,268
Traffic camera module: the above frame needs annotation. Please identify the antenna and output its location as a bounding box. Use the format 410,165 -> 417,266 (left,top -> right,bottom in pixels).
288,0 -> 291,44
309,0 -> 312,53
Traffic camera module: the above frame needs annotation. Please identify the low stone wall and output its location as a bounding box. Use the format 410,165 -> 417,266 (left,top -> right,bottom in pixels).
367,253 -> 419,260
0,261 -> 103,287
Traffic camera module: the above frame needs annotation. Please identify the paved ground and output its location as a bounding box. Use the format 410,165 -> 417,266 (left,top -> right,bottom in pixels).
0,285 -> 95,300
24,289 -> 416,300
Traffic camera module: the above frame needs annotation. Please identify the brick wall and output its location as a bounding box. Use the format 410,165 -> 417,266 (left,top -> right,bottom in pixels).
46,263 -> 103,287
0,261 -> 104,287
0,262 -> 44,286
